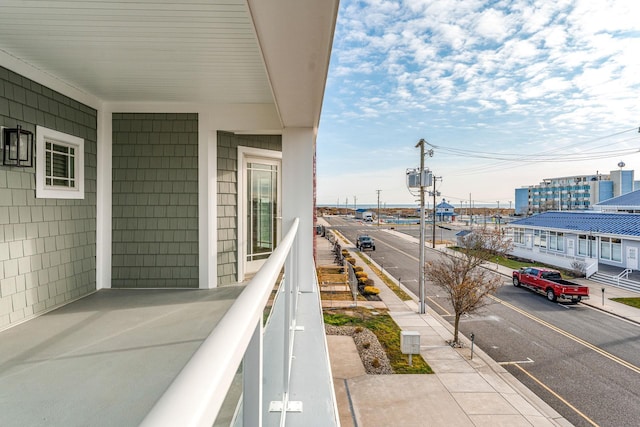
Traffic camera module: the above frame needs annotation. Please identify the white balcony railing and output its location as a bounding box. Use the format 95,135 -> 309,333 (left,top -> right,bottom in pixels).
141,218 -> 301,427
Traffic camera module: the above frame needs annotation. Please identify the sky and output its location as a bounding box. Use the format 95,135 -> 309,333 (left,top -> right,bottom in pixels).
316,0 -> 640,209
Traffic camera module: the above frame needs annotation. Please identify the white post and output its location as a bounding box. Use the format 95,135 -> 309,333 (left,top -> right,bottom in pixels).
96,108 -> 112,290
198,120 -> 217,289
282,128 -> 315,292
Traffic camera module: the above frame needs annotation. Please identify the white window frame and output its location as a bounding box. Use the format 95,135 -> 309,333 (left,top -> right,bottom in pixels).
36,126 -> 85,199
549,231 -> 564,252
237,146 -> 282,281
513,228 -> 525,245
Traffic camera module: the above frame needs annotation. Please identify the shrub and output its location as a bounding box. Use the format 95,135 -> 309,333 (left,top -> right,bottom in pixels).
363,286 -> 380,295
365,278 -> 375,287
358,277 -> 368,286
362,342 -> 370,349
354,326 -> 363,333
341,249 -> 349,256
346,257 -> 356,265
354,266 -> 364,273
571,260 -> 586,277
371,358 -> 381,368
355,271 -> 368,279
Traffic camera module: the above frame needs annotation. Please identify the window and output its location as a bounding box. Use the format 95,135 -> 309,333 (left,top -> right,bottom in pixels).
600,237 -> 622,262
549,231 -> 564,252
534,230 -> 547,248
578,235 -> 596,257
36,126 -> 84,199
513,228 -> 525,245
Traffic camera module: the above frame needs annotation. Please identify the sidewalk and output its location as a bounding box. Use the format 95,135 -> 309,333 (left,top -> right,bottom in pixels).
316,230 -> 572,427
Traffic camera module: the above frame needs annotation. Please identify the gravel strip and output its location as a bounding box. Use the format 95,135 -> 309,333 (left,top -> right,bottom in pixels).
326,325 -> 393,375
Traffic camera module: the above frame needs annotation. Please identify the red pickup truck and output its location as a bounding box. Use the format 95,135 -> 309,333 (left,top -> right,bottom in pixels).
512,267 -> 589,303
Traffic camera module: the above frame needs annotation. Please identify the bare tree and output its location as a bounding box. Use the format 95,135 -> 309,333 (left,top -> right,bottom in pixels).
426,228 -> 513,346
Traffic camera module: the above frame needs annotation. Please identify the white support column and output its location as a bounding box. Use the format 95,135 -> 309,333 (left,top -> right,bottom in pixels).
96,108 -> 112,290
282,128 -> 315,293
198,118 -> 217,289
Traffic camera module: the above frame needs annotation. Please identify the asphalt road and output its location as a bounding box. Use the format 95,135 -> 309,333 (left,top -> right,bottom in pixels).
324,216 -> 640,427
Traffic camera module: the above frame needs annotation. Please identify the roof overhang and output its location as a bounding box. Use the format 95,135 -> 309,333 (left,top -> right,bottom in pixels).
0,0 -> 338,130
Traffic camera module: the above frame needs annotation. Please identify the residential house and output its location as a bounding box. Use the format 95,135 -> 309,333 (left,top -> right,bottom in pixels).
507,211 -> 640,291
0,1 -> 340,426
436,199 -> 455,222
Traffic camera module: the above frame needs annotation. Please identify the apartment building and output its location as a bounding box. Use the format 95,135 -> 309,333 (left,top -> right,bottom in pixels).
514,169 -> 638,215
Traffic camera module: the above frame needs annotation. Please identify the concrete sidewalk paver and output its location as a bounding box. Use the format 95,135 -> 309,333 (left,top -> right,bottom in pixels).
348,374 -> 474,427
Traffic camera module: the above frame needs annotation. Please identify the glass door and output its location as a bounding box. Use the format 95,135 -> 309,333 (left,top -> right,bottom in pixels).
245,159 -> 280,275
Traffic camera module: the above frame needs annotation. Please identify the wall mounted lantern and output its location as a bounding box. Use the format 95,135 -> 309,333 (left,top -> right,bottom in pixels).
2,124 -> 34,167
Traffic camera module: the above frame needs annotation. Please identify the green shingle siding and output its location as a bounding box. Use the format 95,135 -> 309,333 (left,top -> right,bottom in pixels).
112,113 -> 198,288
0,66 -> 97,328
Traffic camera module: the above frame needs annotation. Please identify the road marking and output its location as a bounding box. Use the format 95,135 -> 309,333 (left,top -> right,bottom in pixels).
372,235 -> 420,262
512,364 -> 600,427
489,294 -> 640,375
498,357 -> 534,365
426,296 -> 451,316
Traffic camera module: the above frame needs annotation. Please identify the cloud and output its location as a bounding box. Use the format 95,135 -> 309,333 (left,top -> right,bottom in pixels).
318,0 -> 640,204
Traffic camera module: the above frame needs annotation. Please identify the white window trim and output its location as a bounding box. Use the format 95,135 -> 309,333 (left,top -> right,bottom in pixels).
36,125 -> 85,199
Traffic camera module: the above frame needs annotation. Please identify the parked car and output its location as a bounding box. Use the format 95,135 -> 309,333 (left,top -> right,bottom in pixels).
356,235 -> 375,251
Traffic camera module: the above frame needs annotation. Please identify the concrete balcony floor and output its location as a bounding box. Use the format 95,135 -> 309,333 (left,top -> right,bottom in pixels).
0,287 -> 244,427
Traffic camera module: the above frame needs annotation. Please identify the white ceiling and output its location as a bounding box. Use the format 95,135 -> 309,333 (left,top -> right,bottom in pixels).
0,0 -> 338,128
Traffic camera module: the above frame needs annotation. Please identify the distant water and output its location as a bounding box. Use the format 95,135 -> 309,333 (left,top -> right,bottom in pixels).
318,203 -> 501,209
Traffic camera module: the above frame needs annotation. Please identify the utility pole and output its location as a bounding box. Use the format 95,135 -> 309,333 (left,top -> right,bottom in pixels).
354,195 -> 357,213
415,139 -> 433,314
376,190 -> 381,227
416,140 -> 426,314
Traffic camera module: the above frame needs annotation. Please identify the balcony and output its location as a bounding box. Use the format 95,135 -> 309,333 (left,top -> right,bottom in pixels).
0,219 -> 338,426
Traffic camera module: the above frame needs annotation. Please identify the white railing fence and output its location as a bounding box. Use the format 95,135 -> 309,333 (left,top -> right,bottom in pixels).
617,268 -> 632,285
141,218 -> 300,427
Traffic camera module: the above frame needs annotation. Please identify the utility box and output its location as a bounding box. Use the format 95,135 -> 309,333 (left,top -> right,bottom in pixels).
400,331 -> 420,355
406,169 -> 432,188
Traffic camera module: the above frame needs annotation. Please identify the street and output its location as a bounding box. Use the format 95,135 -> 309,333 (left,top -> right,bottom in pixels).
324,215 -> 640,427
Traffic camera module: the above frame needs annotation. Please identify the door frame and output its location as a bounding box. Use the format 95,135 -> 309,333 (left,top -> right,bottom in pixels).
237,146 -> 282,281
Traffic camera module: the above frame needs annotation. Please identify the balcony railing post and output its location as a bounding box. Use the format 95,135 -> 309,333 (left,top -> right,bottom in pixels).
291,232 -> 300,330
269,228 -> 304,422
284,246 -> 293,397
243,319 -> 263,426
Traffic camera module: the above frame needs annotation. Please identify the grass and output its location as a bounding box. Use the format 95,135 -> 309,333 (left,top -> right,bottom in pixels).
324,308 -> 433,374
611,297 -> 640,309
452,248 -> 578,279
354,252 -> 413,301
486,254 -> 546,270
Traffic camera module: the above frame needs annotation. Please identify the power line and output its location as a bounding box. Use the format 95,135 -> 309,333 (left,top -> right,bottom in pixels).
427,126 -> 640,176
